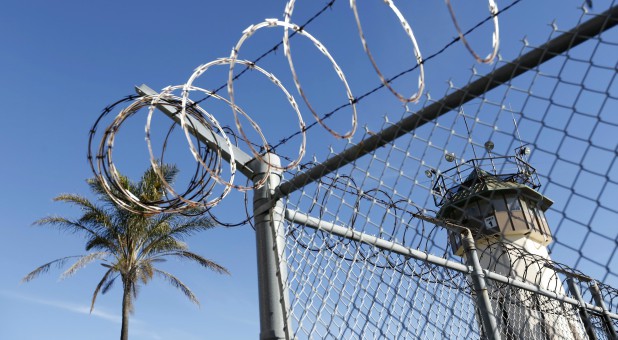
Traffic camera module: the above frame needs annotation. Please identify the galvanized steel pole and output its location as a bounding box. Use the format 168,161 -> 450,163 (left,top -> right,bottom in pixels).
251,154 -> 291,340
590,281 -> 618,339
138,84 -> 293,339
567,277 -> 598,340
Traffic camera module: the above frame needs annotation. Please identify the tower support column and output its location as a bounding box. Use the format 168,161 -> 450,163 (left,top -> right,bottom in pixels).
462,230 -> 501,340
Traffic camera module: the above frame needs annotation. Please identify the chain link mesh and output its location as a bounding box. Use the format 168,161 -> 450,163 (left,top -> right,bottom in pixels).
284,232 -> 478,338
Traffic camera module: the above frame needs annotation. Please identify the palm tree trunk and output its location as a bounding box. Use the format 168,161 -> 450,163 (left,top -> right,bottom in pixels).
120,280 -> 130,340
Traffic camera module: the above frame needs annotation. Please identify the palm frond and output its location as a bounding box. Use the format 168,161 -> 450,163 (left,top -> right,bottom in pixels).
137,262 -> 154,284
131,281 -> 139,301
166,251 -> 230,275
22,256 -> 81,283
139,219 -> 172,248
64,197 -> 116,233
145,163 -> 178,188
78,208 -> 113,229
87,177 -> 108,197
154,269 -> 199,306
139,237 -> 187,260
85,235 -> 118,252
87,177 -> 120,206
135,212 -> 213,259
165,215 -> 216,240
33,216 -> 101,237
90,268 -> 114,312
101,275 -> 117,294
53,194 -> 105,216
150,213 -> 175,231
53,193 -> 92,205
61,252 -> 110,279
136,218 -> 179,256
138,164 -> 178,202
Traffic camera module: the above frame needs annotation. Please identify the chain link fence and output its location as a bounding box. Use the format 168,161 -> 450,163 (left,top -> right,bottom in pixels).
273,4 -> 618,339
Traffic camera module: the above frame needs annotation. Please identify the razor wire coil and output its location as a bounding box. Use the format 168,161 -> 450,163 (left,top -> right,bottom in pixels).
89,0 -> 512,213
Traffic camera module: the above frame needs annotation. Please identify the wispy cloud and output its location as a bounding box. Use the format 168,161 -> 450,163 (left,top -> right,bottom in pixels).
0,289 -> 120,323
1,290 -> 221,339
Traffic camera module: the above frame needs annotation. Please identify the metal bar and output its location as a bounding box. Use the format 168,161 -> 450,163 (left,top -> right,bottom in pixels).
284,208 -> 470,273
135,84 -> 255,178
590,281 -> 618,338
284,208 -> 618,320
462,231 -> 501,340
567,277 -> 598,340
252,154 -> 291,340
276,5 -> 618,199
484,271 -> 617,319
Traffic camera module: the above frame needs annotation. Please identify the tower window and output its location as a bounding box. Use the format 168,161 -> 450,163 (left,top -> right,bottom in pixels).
506,196 -> 522,211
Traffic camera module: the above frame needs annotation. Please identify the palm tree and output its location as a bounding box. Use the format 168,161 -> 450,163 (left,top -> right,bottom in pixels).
23,164 -> 229,340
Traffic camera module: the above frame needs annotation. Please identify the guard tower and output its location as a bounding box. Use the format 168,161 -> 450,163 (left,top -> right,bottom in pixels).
432,144 -> 551,256
430,144 -> 585,339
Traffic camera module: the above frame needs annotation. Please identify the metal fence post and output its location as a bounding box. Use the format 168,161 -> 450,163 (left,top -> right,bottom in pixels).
590,281 -> 618,339
566,277 -> 597,340
462,230 -> 501,340
251,154 -> 291,340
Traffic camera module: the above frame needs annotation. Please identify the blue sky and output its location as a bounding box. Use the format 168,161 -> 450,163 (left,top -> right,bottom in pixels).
1,1 -> 615,339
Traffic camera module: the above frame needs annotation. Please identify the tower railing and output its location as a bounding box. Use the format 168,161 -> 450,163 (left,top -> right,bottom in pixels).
431,154 -> 541,207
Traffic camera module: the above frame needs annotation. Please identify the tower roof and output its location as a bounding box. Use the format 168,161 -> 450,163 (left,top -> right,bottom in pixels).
440,167 -> 553,211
